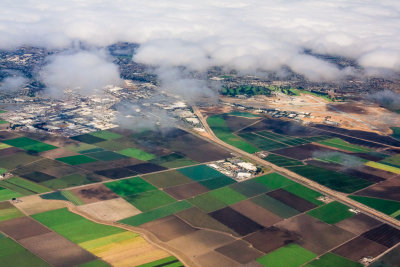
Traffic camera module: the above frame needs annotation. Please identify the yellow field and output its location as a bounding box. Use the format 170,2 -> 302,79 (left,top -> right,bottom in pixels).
79,231 -> 170,267
0,143 -> 11,150
365,161 -> 400,174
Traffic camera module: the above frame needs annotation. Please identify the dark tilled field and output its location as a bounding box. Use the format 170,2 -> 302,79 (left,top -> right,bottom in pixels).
243,226 -> 301,253
272,144 -> 338,160
20,171 -> 57,183
313,124 -> 400,147
142,170 -> 192,188
41,165 -> 80,178
342,169 -> 386,183
209,207 -> 263,236
231,199 -> 282,227
306,160 -> 343,172
362,224 -> 400,248
163,182 -> 209,200
126,163 -> 167,174
95,167 -> 138,179
141,216 -> 198,242
361,166 -> 398,180
175,207 -> 238,236
215,240 -> 263,264
240,118 -> 324,137
267,189 -> 317,212
78,158 -> 143,171
69,184 -> 119,204
332,236 -> 388,262
0,147 -> 20,156
0,217 -> 51,240
223,115 -> 260,132
335,214 -> 382,235
354,185 -> 400,201
276,214 -> 355,254
0,130 -> 22,140
19,232 -> 96,267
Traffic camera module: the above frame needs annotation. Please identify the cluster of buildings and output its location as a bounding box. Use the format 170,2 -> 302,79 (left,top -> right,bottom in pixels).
207,158 -> 261,181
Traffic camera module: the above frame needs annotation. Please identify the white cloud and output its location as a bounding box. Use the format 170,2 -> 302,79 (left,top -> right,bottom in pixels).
0,75 -> 28,91
1,0 -> 400,80
39,50 -> 122,97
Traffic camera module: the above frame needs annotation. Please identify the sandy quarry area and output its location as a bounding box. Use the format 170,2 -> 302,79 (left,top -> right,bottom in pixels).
219,93 -> 400,135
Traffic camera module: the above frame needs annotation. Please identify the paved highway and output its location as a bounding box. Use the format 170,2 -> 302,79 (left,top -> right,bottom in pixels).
192,106 -> 400,229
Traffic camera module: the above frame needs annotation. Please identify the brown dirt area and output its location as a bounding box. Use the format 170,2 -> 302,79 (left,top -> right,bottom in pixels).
335,213 -> 383,235
19,231 -> 96,267
215,240 -> 264,264
231,199 -> 282,227
275,214 -> 355,254
267,189 -> 317,212
0,216 -> 50,240
77,198 -> 141,221
195,250 -> 242,267
40,148 -> 79,159
140,216 -> 198,242
243,226 -> 301,253
332,236 -> 388,261
142,170 -> 192,188
175,207 -> 238,236
13,195 -> 67,215
70,184 -> 119,204
163,182 -> 209,200
166,229 -> 235,258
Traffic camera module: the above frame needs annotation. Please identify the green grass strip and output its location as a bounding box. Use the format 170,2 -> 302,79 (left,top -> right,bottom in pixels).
61,190 -> 85,205
256,243 -> 317,267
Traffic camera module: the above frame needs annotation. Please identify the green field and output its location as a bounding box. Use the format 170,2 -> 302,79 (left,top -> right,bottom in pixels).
32,208 -> 124,243
306,252 -> 362,267
207,115 -> 259,153
318,138 -> 371,153
287,165 -> 372,193
228,111 -> 260,118
89,130 -> 122,140
41,173 -> 102,189
380,154 -> 400,168
40,191 -> 69,201
238,132 -> 289,151
0,167 -> 7,175
198,176 -> 236,190
0,202 -> 24,222
137,256 -> 182,267
314,152 -> 366,165
365,161 -> 400,174
209,187 -> 247,205
177,164 -> 227,181
0,109 -> 6,113
0,120 -> 8,124
79,147 -> 105,154
70,134 -> 106,144
56,155 -> 98,165
256,243 -> 316,267
254,173 -> 296,190
0,186 -> 24,201
105,176 -> 157,196
61,190 -> 85,205
0,236 -> 50,267
86,151 -> 128,161
264,154 -> 304,167
283,183 -> 324,206
349,195 -> 400,217
124,190 -> 176,212
0,180 -> 32,196
391,127 -> 400,141
118,148 -> 156,161
251,194 -> 299,218
5,177 -> 50,194
2,137 -> 57,153
120,201 -> 192,226
187,193 -> 227,213
229,179 -> 270,197
255,131 -> 328,146
307,201 -> 354,224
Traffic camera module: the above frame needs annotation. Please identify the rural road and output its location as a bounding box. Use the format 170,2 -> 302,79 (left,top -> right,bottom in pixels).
192,105 -> 400,229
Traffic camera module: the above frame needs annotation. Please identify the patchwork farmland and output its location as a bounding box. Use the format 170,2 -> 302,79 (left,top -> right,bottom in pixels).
0,113 -> 400,266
